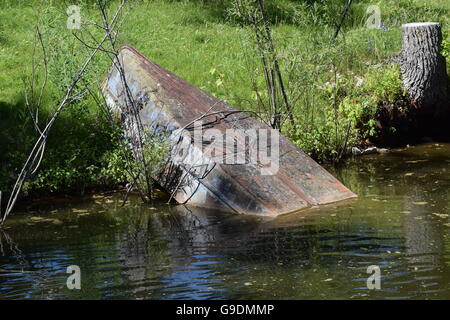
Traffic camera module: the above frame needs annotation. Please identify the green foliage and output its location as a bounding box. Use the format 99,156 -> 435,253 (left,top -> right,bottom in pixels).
131,129 -> 169,200
0,2 -> 127,197
442,33 -> 450,75
0,0 -> 448,197
339,64 -> 405,140
20,115 -> 129,195
443,38 -> 450,58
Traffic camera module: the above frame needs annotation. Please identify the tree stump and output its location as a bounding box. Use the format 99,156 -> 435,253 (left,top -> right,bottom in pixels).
399,22 -> 449,117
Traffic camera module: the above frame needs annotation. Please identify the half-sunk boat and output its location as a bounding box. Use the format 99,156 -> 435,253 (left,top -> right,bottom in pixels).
102,46 -> 356,216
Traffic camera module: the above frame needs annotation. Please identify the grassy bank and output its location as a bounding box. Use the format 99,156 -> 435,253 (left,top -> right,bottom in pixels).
0,0 -> 449,197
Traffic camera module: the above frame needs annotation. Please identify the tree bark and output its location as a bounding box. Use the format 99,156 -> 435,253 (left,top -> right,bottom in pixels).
400,22 -> 449,118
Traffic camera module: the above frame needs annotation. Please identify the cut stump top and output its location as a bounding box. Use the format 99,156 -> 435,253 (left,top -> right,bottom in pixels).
402,22 -> 440,29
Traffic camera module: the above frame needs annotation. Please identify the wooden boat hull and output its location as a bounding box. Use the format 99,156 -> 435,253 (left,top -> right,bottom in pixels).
102,46 -> 356,216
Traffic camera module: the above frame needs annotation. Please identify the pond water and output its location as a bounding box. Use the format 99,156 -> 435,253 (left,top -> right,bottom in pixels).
0,143 -> 449,300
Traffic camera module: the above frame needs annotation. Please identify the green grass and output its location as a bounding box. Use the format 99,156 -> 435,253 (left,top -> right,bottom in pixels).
0,0 -> 449,196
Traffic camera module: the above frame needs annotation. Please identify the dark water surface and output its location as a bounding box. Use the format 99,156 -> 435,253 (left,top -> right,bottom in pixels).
1,143 -> 449,299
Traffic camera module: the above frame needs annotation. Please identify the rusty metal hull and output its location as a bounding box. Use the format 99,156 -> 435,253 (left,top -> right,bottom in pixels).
102,46 -> 356,216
